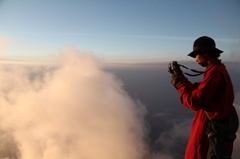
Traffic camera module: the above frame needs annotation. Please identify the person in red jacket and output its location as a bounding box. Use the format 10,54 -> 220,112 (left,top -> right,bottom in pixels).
168,36 -> 234,159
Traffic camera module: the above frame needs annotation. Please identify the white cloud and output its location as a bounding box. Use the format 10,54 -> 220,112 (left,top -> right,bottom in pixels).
155,119 -> 191,158
0,45 -> 148,159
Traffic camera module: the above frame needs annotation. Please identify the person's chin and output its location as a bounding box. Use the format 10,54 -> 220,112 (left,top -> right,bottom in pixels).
198,63 -> 207,67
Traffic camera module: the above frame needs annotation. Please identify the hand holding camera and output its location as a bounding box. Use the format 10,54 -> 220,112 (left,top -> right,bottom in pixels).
168,61 -> 182,75
168,61 -> 185,88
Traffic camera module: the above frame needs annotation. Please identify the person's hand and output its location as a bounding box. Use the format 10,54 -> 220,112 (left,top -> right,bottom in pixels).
171,75 -> 185,89
168,61 -> 182,75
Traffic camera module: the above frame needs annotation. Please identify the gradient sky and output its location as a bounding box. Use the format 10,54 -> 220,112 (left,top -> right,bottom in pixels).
0,0 -> 239,63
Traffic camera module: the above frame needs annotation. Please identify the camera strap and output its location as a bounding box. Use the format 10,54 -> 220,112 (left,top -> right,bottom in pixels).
178,64 -> 205,76
178,60 -> 221,76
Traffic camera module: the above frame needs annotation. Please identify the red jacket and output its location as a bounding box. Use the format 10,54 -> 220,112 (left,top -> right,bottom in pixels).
177,61 -> 234,159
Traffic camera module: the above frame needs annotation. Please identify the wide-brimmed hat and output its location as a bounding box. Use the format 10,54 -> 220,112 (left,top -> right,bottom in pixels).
188,36 -> 223,58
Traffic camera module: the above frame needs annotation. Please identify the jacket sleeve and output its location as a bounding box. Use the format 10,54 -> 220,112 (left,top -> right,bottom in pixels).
177,70 -> 222,111
179,72 -> 200,89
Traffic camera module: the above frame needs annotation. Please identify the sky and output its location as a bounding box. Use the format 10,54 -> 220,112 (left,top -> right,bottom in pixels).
0,0 -> 240,63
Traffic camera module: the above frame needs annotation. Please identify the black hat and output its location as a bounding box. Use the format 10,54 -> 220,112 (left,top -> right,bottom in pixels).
188,36 -> 223,58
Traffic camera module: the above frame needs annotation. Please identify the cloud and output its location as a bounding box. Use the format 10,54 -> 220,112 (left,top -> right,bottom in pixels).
0,45 -> 148,159
151,118 -> 191,159
0,128 -> 20,159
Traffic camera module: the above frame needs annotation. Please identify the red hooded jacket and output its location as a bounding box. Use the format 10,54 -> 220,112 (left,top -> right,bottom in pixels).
177,61 -> 234,159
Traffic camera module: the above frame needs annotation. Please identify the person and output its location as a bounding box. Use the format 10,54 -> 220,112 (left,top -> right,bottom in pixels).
168,36 -> 235,159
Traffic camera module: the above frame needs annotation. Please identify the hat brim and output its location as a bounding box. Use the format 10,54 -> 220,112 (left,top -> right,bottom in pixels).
187,48 -> 223,58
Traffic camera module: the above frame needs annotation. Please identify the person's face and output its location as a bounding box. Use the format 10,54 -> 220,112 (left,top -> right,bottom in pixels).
195,54 -> 208,67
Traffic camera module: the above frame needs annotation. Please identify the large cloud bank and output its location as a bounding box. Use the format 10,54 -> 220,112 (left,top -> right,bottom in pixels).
0,46 -> 148,159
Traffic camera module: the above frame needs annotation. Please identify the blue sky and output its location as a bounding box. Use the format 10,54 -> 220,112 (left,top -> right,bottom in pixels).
0,0 -> 239,63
